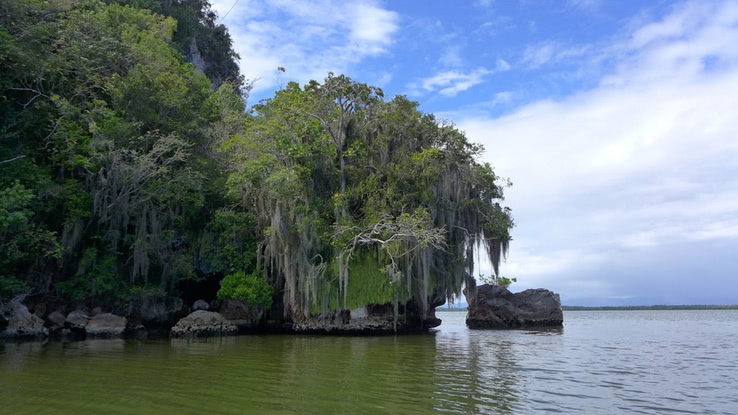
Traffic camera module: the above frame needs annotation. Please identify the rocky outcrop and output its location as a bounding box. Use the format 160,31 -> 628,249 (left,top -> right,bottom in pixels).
85,313 -> 127,338
290,303 -> 441,334
0,300 -> 48,339
170,310 -> 238,337
187,37 -> 208,74
65,310 -> 90,331
46,310 -> 66,333
192,299 -> 210,311
219,299 -> 262,331
128,294 -> 171,326
465,284 -> 563,329
34,302 -> 48,318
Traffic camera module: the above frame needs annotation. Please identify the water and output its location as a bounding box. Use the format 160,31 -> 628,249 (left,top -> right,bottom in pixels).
2,310 -> 737,414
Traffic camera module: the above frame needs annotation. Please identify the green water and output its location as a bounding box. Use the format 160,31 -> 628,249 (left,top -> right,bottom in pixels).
1,330 -> 490,413
3,311 -> 738,414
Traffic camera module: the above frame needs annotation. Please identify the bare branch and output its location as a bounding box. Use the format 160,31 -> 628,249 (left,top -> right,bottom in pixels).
0,155 -> 27,165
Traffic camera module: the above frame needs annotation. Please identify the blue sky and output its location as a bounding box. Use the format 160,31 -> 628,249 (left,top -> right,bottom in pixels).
210,0 -> 738,305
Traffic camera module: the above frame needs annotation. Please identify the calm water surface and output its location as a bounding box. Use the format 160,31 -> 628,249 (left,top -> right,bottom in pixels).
2,310 -> 737,414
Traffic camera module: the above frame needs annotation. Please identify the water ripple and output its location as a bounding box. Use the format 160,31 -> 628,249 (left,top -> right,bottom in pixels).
1,310 -> 737,414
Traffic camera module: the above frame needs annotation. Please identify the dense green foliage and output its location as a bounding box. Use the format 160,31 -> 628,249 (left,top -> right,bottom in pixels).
217,271 -> 273,308
224,74 -> 513,319
1,0 -> 513,323
0,0 -> 248,304
111,0 -> 244,89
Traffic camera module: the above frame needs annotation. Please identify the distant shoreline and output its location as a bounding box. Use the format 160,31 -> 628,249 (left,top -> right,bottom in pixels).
438,305 -> 738,312
562,305 -> 738,310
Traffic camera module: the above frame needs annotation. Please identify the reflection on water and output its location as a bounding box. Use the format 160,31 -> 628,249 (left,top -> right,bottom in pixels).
2,311 -> 738,414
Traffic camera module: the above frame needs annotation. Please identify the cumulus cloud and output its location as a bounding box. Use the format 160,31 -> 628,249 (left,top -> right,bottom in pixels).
209,0 -> 399,94
447,0 -> 738,303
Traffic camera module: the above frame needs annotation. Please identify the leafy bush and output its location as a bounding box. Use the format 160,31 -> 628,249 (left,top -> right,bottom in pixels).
0,276 -> 31,301
217,271 -> 273,307
201,209 -> 257,274
57,248 -> 129,311
0,181 -> 60,275
479,273 -> 517,288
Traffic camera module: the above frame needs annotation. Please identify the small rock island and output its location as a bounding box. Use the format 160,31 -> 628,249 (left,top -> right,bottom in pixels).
465,284 -> 563,329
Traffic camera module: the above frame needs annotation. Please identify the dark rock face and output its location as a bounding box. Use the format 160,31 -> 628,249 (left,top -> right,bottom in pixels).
65,310 -> 90,331
208,299 -> 221,312
192,299 -> 209,311
34,303 -> 48,318
128,295 -> 171,326
0,300 -> 48,339
465,284 -> 563,329
172,302 -> 191,320
219,300 -> 262,331
46,310 -> 67,333
85,313 -> 127,338
125,319 -> 148,338
170,310 -> 238,337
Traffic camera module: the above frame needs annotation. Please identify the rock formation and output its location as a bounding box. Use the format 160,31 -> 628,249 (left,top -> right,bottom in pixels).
290,303 -> 441,334
170,310 -> 238,337
128,294 -> 171,326
65,310 -> 90,331
46,310 -> 66,332
85,313 -> 127,338
465,284 -> 563,329
0,300 -> 48,339
218,299 -> 262,332
192,299 -> 210,311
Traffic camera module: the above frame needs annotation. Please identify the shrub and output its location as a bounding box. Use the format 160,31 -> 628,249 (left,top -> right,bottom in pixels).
217,271 -> 273,308
479,273 -> 517,288
0,276 -> 31,301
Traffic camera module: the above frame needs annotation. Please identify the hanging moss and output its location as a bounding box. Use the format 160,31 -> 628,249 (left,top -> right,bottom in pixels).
310,252 -> 426,313
224,76 -> 513,325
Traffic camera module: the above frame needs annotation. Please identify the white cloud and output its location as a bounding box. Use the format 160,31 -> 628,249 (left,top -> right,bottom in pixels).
566,0 -> 603,10
447,1 -> 738,300
520,42 -> 591,69
418,60 -> 511,97
420,68 -> 490,97
438,45 -> 464,67
473,0 -> 494,8
350,4 -> 398,51
375,72 -> 392,88
209,0 -> 399,94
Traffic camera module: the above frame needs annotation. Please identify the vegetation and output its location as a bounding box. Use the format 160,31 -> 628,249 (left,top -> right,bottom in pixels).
217,271 -> 273,308
223,74 -> 513,321
0,0 -> 248,305
0,0 -> 513,325
479,273 -> 517,288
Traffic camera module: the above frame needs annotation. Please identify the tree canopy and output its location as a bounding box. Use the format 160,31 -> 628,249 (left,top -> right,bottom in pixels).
224,75 -> 513,321
1,0 -> 512,326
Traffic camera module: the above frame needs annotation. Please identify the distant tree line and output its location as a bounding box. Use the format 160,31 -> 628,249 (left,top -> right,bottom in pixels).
562,305 -> 738,311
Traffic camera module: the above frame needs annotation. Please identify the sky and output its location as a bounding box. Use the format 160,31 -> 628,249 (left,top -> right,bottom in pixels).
208,0 -> 738,306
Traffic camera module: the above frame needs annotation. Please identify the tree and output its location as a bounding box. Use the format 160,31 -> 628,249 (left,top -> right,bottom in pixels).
223,75 -> 514,325
0,0 -> 250,305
